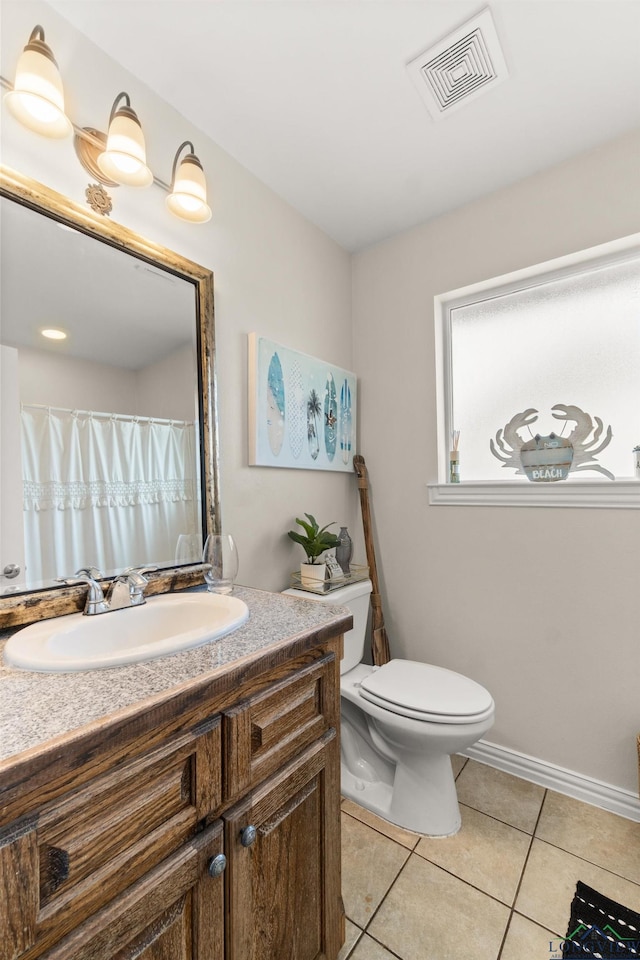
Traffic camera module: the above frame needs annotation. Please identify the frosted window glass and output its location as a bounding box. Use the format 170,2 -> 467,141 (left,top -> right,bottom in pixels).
450,256 -> 640,481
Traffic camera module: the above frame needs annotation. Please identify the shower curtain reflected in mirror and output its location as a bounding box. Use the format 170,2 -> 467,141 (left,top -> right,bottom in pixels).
21,405 -> 200,583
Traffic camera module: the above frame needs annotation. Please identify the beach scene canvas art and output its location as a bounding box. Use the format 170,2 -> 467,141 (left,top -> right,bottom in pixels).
248,334 -> 357,471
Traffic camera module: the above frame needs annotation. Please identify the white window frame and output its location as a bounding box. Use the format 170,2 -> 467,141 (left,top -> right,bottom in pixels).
429,233 -> 640,509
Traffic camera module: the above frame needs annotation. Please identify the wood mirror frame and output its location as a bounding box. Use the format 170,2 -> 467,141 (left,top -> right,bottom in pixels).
0,165 -> 221,629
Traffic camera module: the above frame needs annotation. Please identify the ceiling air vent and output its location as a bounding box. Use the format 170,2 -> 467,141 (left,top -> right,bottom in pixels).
406,7 -> 508,120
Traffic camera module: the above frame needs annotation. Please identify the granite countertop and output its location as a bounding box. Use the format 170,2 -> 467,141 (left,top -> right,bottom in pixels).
0,585 -> 350,768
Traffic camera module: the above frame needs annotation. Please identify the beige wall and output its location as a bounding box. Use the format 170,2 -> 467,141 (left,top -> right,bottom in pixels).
136,345 -> 198,422
18,348 -> 138,413
352,129 -> 640,793
1,1 -> 357,592
18,345 -> 195,421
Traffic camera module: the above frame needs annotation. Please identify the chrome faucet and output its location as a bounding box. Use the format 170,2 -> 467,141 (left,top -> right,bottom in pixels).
106,566 -> 157,611
59,565 -> 157,615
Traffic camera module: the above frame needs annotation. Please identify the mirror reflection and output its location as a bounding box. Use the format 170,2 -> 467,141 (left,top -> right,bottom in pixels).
1,197 -> 203,594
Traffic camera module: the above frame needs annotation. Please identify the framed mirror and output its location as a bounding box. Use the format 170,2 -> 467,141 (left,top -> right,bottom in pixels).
0,166 -> 220,628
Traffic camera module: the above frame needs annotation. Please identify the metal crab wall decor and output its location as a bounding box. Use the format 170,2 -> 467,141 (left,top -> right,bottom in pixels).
489,404 -> 614,481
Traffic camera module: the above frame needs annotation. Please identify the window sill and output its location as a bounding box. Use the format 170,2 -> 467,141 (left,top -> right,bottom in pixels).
427,479 -> 640,509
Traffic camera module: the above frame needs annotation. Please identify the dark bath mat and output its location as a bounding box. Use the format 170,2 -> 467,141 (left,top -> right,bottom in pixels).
562,881 -> 640,958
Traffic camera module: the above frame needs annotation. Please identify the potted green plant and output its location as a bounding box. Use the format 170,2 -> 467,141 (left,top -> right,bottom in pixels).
288,513 -> 340,586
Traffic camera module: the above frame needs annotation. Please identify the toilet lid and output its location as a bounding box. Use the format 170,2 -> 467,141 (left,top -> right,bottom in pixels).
358,660 -> 494,724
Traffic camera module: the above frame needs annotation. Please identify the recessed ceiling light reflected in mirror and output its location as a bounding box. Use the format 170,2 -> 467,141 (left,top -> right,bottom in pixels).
40,328 -> 67,340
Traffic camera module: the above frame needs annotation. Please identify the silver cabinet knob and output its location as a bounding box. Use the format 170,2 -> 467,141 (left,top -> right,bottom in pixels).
240,825 -> 257,847
208,853 -> 227,878
1,564 -> 20,580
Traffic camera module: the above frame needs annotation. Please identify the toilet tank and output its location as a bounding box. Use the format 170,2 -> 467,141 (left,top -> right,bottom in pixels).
283,579 -> 372,674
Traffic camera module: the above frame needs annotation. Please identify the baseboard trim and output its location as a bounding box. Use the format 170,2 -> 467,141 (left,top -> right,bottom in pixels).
462,740 -> 640,823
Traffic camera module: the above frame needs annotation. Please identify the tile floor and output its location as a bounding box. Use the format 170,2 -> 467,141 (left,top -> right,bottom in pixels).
338,757 -> 640,960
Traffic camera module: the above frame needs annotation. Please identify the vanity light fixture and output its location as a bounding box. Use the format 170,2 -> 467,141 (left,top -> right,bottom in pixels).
1,26 -> 213,224
166,141 -> 212,223
4,25 -> 72,139
97,92 -> 153,188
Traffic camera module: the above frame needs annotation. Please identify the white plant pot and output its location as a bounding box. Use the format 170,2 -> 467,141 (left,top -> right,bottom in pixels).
300,562 -> 327,587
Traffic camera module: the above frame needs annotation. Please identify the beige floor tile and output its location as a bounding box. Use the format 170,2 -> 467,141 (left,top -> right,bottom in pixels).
415,803 -> 531,905
536,791 -> 640,884
342,798 -> 422,849
341,812 -> 411,928
369,853 -> 509,960
455,760 -> 545,833
349,935 -> 400,960
515,838 -> 640,936
499,912 -> 559,960
451,754 -> 467,778
338,919 -> 363,959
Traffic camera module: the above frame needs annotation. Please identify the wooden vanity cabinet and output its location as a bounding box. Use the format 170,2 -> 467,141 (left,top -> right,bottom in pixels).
221,654 -> 341,960
0,640 -> 343,960
224,732 -> 340,960
1,717 -> 223,960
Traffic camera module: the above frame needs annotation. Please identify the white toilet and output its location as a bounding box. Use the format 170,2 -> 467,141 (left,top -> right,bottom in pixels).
284,578 -> 494,836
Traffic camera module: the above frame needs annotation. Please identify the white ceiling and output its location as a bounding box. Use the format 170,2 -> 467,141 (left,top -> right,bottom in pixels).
50,1 -> 640,252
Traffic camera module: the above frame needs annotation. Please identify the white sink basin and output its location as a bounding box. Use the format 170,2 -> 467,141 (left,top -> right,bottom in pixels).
3,592 -> 250,672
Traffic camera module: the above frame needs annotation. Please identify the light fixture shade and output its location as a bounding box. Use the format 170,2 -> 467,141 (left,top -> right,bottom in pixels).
166,144 -> 212,223
4,26 -> 72,138
97,93 -> 153,187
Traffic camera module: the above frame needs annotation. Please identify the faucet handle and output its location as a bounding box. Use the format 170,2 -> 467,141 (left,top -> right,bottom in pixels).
57,572 -> 104,595
121,565 -> 158,586
122,564 -> 158,576
74,566 -> 103,579
117,565 -> 158,605
56,573 -> 108,615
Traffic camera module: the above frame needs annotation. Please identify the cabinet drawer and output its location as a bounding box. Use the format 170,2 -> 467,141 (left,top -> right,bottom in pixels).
0,716 -> 220,960
223,653 -> 337,800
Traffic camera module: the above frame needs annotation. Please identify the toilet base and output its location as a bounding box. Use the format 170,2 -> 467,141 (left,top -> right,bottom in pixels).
340,753 -> 462,838
341,765 -> 394,823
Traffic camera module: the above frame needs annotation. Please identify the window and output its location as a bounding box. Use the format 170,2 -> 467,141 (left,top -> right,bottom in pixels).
431,235 -> 640,508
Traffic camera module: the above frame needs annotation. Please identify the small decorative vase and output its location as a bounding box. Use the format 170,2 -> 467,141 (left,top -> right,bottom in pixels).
300,562 -> 327,588
634,447 -> 640,479
335,526 -> 353,575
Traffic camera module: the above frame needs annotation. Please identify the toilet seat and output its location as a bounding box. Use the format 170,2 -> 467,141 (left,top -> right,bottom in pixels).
358,659 -> 494,724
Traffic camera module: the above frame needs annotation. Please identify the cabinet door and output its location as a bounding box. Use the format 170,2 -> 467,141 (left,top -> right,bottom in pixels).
37,822 -> 225,960
225,731 -> 342,960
